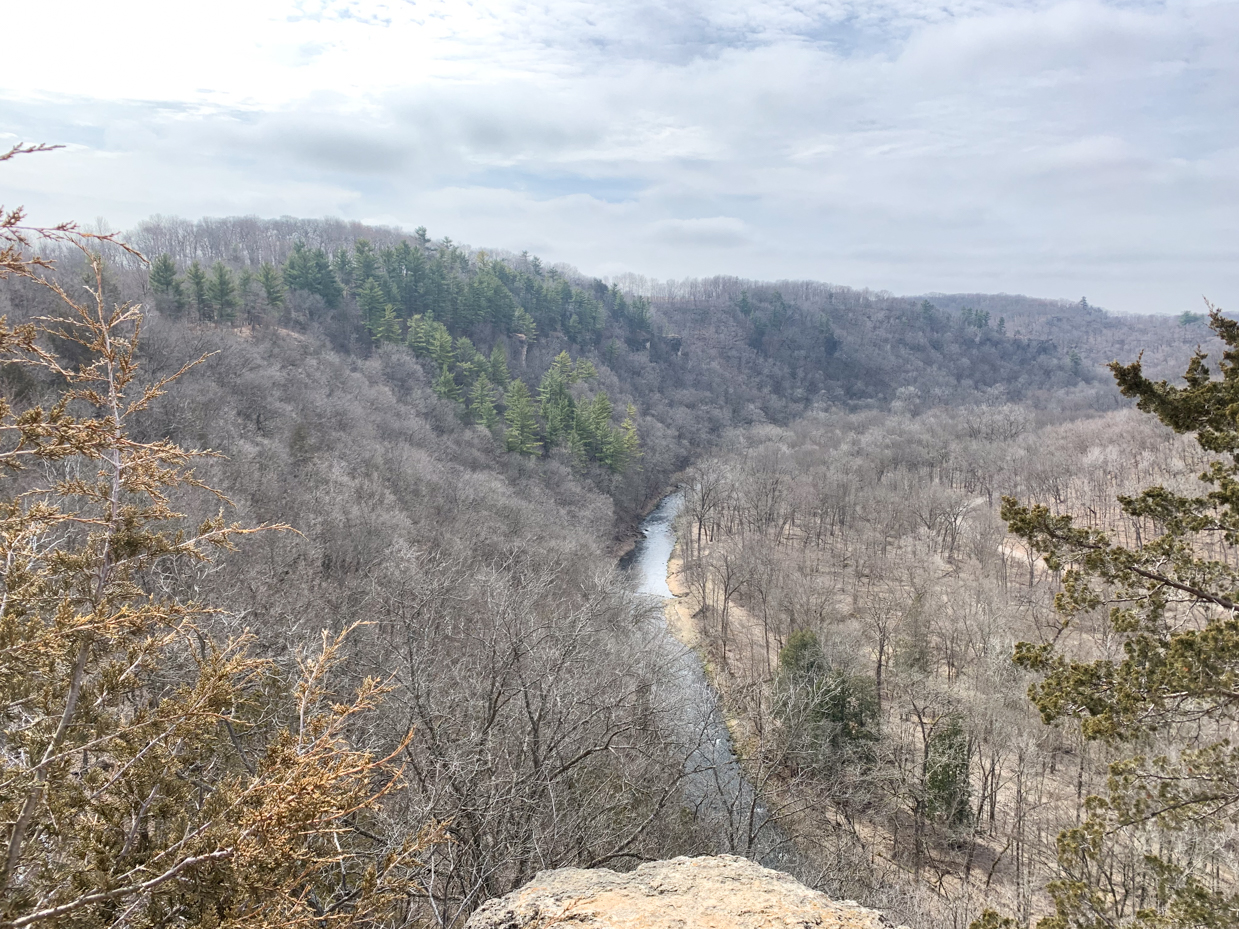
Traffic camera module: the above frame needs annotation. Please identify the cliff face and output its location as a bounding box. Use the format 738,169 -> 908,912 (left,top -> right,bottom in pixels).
465,855 -> 905,929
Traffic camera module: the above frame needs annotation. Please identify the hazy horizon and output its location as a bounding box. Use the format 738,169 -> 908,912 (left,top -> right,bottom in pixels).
4,0 -> 1236,316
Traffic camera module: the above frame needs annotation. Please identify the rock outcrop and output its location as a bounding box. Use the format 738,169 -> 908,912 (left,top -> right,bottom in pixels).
465,855 -> 903,929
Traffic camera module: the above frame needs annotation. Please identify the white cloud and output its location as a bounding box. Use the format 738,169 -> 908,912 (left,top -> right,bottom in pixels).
2,0 -> 1237,313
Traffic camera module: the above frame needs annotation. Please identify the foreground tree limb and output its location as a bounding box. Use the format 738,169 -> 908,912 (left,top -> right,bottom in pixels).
980,306 -> 1239,929
1,156 -> 439,928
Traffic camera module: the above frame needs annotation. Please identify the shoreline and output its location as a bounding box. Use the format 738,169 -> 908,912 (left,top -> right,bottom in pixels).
662,542 -> 699,648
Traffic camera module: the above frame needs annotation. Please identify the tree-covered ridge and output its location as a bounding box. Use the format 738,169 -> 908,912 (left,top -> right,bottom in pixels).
119,214 -> 1147,536
1,196 -> 719,926
144,229 -> 646,352
145,234 -> 654,472
130,215 -> 1101,409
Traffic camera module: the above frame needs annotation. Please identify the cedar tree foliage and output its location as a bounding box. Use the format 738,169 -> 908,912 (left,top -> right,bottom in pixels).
997,306 -> 1239,928
0,145 -> 438,928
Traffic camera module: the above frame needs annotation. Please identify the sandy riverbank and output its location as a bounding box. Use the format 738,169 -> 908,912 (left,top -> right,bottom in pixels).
662,546 -> 701,648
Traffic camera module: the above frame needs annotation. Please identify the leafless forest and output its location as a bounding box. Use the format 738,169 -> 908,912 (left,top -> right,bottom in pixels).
674,401 -> 1237,926
1,215 -> 1216,927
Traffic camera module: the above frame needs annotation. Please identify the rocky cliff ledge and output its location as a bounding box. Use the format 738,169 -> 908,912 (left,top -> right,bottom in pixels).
465,855 -> 905,929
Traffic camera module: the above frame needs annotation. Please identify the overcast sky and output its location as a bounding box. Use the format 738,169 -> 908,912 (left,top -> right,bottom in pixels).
3,0 -> 1236,313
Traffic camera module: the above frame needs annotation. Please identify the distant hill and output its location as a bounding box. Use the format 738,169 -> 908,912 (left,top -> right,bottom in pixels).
923,291 -> 1207,380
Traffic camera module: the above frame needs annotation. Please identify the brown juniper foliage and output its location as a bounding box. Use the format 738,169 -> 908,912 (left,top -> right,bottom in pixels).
0,156 -> 438,928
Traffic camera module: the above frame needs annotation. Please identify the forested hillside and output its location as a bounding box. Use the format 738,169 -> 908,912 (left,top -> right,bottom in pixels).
0,205 -> 1208,929
99,214 -> 1134,529
669,404 -> 1220,925
2,227 -> 713,928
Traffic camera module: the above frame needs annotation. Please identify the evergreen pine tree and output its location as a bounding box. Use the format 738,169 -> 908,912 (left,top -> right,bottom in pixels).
393,241 -> 425,315
332,246 -> 355,294
284,242 -> 342,308
149,253 -> 178,293
353,239 -> 380,282
538,352 -> 577,449
311,247 -> 343,308
433,365 -> 461,403
543,351 -> 576,386
503,381 -> 541,456
468,374 -> 499,429
489,342 -> 510,387
427,323 -> 455,370
185,260 -> 209,321
925,717 -> 971,826
357,278 -> 387,334
607,404 -> 641,473
148,254 -> 186,316
630,296 -> 652,331
373,306 -> 402,343
544,394 -> 574,449
167,278 -> 186,315
455,336 -> 482,383
283,241 -> 315,292
406,315 -> 429,356
238,267 -> 260,327
611,287 -> 628,321
513,307 -> 538,341
587,391 -> 613,461
566,426 -> 588,465
258,262 -> 285,313
776,630 -> 879,768
206,261 -> 238,324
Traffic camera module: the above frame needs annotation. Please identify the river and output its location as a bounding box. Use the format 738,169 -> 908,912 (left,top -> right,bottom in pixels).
626,491 -> 799,872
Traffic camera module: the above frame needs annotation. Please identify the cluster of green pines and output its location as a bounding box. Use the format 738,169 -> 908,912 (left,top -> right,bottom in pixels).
959,306 -> 1003,331
151,231 -> 654,345
149,253 -> 285,325
148,235 -> 644,472
417,335 -> 639,472
338,237 -> 654,348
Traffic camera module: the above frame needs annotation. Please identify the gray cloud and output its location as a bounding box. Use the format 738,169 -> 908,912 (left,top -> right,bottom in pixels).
650,216 -> 751,247
1,0 -> 1236,313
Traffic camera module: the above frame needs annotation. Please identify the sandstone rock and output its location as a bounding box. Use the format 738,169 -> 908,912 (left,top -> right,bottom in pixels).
464,855 -> 904,929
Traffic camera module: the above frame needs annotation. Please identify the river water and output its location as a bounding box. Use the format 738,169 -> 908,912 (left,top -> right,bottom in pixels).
627,491 -> 682,598
626,491 -> 798,871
